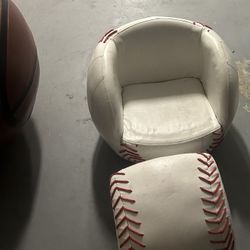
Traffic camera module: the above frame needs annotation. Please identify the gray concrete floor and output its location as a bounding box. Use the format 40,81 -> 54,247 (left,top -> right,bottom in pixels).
1,0 -> 250,249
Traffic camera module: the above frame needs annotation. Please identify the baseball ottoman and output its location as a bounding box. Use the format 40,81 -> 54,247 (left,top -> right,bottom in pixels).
110,153 -> 235,250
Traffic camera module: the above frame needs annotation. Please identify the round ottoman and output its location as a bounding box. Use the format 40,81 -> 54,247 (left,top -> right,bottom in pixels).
110,153 -> 235,250
87,17 -> 239,162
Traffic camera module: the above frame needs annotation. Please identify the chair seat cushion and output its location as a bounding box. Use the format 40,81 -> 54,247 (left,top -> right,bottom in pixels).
122,78 -> 220,146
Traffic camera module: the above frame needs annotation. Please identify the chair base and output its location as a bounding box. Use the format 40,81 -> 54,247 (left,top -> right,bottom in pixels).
119,126 -> 224,162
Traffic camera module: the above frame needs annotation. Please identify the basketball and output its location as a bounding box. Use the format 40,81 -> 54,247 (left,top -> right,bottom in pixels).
0,0 -> 39,144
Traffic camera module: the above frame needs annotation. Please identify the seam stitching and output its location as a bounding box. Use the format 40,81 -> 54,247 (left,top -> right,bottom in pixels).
110,172 -> 146,249
207,125 -> 224,153
99,29 -> 118,43
197,153 -> 235,250
119,143 -> 145,163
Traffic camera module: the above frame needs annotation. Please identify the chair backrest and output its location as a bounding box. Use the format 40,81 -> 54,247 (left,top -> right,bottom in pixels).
111,18 -> 204,86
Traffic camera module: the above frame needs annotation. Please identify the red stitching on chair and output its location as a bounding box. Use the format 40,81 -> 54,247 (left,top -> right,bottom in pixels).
122,153 -> 142,159
197,153 -> 235,250
99,29 -> 118,43
197,22 -> 212,29
193,21 -> 212,30
103,30 -> 118,43
207,126 -> 224,153
99,29 -> 114,42
120,143 -> 137,152
129,155 -> 144,161
110,171 -> 145,249
119,149 -> 139,156
119,143 -> 145,163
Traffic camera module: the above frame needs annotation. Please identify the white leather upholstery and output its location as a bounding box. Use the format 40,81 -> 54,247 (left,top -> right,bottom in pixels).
123,78 -> 220,145
87,17 -> 239,161
110,153 -> 235,250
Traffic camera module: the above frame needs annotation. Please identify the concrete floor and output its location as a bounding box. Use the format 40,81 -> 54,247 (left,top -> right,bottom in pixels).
1,0 -> 250,249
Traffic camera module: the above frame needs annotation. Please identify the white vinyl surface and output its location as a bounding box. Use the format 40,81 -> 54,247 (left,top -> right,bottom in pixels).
123,78 -> 220,145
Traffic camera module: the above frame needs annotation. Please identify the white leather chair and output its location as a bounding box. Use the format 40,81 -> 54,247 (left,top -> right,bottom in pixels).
87,17 -> 239,162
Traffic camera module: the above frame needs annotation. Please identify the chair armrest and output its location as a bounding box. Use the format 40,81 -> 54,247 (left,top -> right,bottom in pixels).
87,41 -> 123,151
200,30 -> 239,131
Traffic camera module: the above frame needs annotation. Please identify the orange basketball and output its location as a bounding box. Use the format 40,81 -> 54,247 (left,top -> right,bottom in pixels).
0,0 -> 39,143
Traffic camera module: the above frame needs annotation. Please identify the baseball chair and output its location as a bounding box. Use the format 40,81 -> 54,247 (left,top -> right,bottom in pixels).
87,17 -> 239,162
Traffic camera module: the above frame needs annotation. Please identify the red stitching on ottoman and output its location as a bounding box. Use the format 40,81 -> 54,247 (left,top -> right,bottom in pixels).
111,172 -> 126,177
110,171 -> 146,249
119,225 -> 144,238
200,182 -> 221,195
197,153 -> 235,250
115,206 -> 138,219
112,196 -> 135,210
120,236 -> 146,249
110,180 -> 129,189
111,186 -> 132,199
